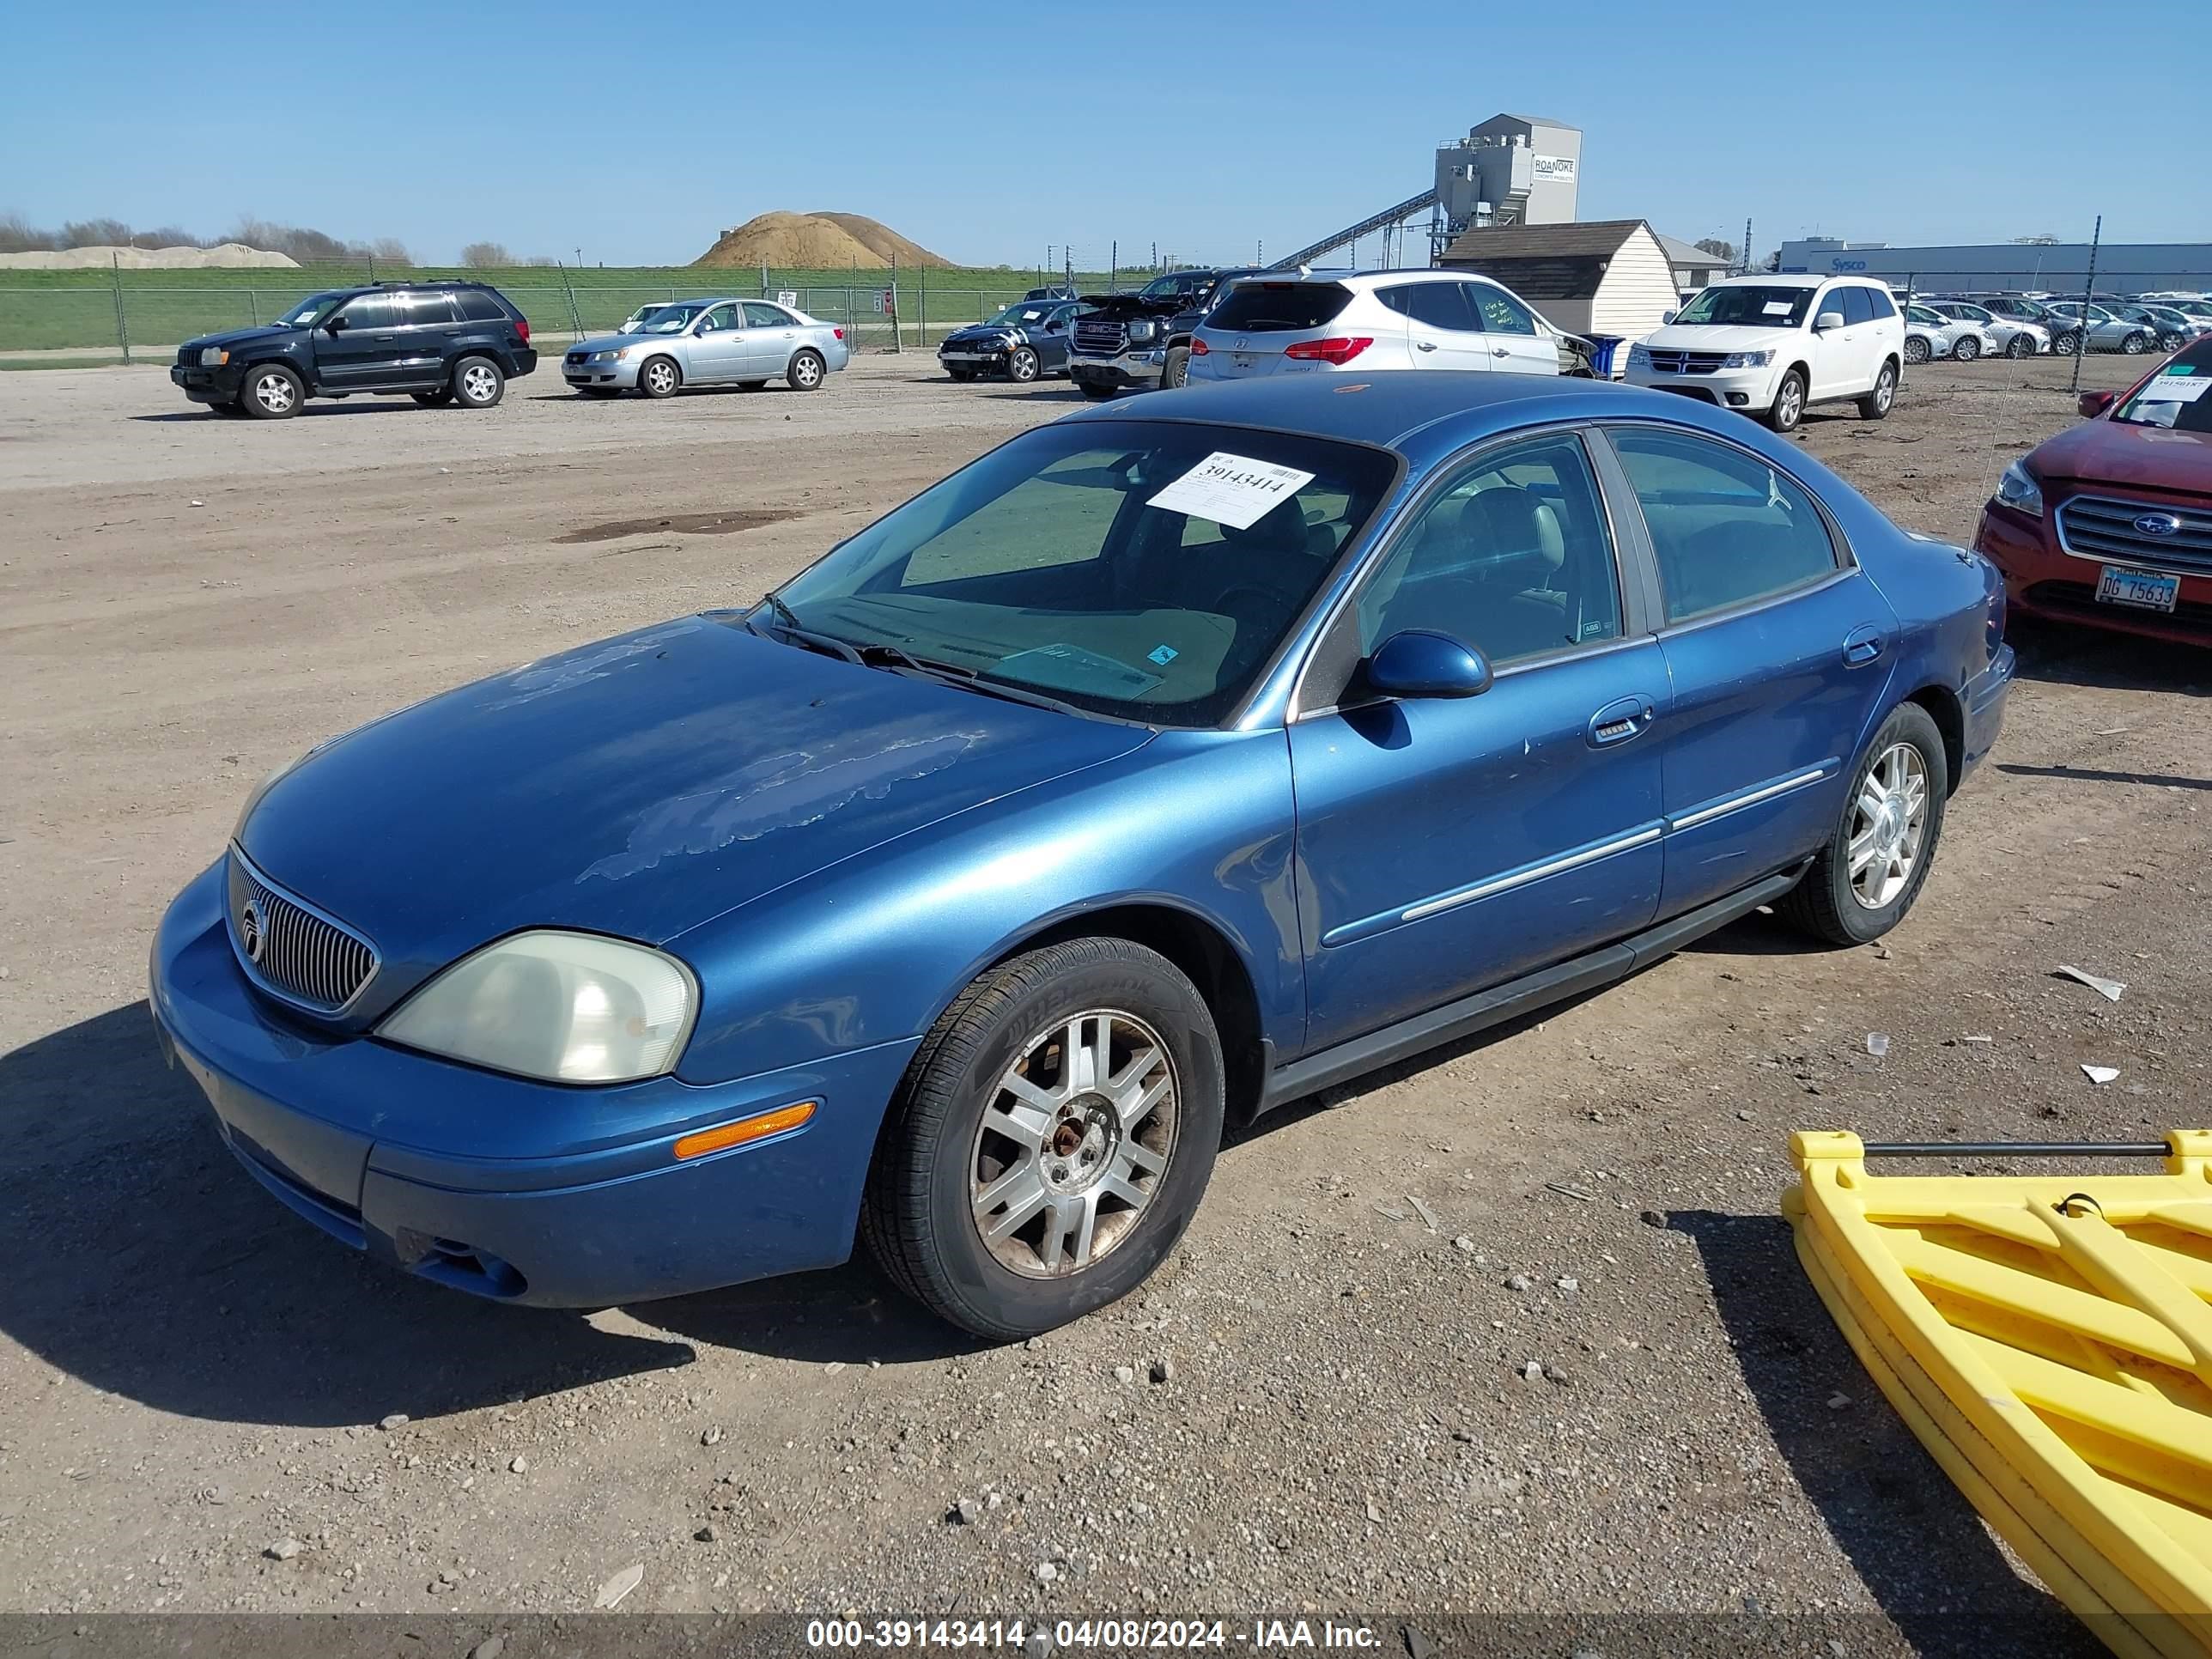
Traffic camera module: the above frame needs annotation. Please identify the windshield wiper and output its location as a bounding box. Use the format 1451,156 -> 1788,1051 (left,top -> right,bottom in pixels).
853,642 -> 1091,720
748,592 -> 865,664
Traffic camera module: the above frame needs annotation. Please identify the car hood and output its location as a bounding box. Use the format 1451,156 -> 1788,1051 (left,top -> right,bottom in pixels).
188,324 -> 301,351
2030,417 -> 2212,492
942,325 -> 1021,345
1642,323 -> 1809,351
568,331 -> 661,354
238,615 -> 1155,982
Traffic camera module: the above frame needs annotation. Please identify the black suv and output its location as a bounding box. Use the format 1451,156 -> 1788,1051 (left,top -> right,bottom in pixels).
171,281 -> 538,418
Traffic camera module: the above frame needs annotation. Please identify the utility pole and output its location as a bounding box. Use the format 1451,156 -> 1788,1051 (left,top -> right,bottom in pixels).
1740,217 -> 1753,276
1109,240 -> 1117,294
2072,215 -> 2101,396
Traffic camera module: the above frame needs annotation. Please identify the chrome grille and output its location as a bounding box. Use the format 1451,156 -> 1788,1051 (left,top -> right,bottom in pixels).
1644,349 -> 1726,375
226,850 -> 379,1014
1073,319 -> 1127,356
2057,495 -> 2212,574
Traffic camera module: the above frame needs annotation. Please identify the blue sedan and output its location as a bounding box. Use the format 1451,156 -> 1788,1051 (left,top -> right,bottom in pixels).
150,374 -> 2014,1339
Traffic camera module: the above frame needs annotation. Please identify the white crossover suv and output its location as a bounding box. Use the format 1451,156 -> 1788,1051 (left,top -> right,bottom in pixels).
1625,274 -> 1905,432
1187,269 -> 1576,384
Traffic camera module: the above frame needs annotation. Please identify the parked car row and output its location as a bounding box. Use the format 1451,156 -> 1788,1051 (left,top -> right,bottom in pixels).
171,280 -> 852,417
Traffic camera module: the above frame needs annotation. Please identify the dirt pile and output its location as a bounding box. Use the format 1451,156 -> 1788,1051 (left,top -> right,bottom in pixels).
0,242 -> 301,270
693,212 -> 951,270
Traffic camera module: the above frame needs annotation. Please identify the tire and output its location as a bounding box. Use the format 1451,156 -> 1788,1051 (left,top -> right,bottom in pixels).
860,938 -> 1224,1340
411,388 -> 453,407
787,349 -> 826,391
1765,368 -> 1808,433
1160,345 -> 1190,390
451,356 -> 504,409
1856,360 -> 1898,422
2005,331 -> 2034,359
2052,330 -> 2080,357
1778,702 -> 1948,947
2159,332 -> 2185,353
2120,331 -> 2149,356
640,356 -> 681,398
1077,383 -> 1116,402
239,363 -> 303,420
1904,335 -> 1931,366
1006,346 -> 1040,384
1951,334 -> 1980,362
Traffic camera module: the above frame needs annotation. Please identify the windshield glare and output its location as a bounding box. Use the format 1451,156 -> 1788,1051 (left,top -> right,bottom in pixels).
1670,285 -> 1813,328
769,420 -> 1399,726
275,291 -> 346,328
635,303 -> 705,333
988,305 -> 1054,326
2113,344 -> 2212,433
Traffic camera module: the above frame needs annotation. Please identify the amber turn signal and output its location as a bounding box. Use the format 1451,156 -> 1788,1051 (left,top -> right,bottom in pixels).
672,1100 -> 817,1161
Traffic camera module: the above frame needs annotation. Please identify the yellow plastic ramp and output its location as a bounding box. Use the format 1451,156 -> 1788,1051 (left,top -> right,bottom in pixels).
1784,1130 -> 2212,1659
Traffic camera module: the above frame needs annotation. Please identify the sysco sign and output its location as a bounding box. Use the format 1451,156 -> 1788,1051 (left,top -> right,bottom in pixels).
1830,258 -> 1869,271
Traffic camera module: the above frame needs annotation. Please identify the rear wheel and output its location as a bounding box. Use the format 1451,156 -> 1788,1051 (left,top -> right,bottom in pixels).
452,356 -> 504,409
240,363 -> 303,420
1856,360 -> 1898,421
787,349 -> 826,391
2005,331 -> 2035,359
1161,345 -> 1190,390
1778,702 -> 1948,946
1765,368 -> 1807,433
640,356 -> 681,398
1951,333 -> 1980,362
860,938 -> 1224,1340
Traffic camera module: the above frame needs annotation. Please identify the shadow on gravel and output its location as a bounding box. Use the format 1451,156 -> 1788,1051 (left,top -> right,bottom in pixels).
0,1002 -> 697,1427
1676,1210 -> 2099,1658
128,402 -> 424,422
2006,616 -> 2209,696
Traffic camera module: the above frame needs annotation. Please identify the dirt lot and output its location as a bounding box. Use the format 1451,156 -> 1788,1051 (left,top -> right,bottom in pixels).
2,353 -> 2205,1654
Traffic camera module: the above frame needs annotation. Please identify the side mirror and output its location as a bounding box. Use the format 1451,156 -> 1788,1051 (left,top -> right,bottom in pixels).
1662,309 -> 1677,325
1046,319 -> 1064,332
1364,630 -> 1493,701
2079,388 -> 2117,418
325,315 -> 347,334
1814,310 -> 1846,331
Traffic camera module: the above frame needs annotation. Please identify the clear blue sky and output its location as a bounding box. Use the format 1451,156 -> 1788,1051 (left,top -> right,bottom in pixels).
5,0 -> 2203,270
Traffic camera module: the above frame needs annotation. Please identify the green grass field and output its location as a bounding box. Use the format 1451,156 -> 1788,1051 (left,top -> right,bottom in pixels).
0,262 -> 1127,357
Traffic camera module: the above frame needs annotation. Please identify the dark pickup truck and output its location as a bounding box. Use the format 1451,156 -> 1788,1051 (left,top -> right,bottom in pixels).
170,280 -> 536,418
1065,266 -> 1265,398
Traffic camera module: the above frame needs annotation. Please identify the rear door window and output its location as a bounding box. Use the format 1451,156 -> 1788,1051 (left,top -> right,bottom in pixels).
1838,286 -> 1875,325
1204,283 -> 1353,333
397,291 -> 459,327
742,301 -> 793,327
1863,289 -> 1897,319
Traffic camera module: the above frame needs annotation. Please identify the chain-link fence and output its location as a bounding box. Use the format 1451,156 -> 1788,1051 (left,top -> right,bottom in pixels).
0,276 -> 1114,361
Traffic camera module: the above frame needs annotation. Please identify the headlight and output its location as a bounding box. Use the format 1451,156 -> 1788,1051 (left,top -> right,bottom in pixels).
1127,319 -> 1157,343
379,930 -> 697,1084
200,347 -> 229,367
1996,459 -> 2045,518
1627,343 -> 1653,368
1720,349 -> 1774,368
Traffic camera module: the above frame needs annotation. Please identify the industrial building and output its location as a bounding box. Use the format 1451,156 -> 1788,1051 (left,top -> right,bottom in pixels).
1778,237 -> 2212,295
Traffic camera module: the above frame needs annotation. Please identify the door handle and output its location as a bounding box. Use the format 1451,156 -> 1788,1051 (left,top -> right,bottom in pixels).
1415,341 -> 1437,352
1587,695 -> 1656,748
1842,626 -> 1885,667
1492,348 -> 1510,357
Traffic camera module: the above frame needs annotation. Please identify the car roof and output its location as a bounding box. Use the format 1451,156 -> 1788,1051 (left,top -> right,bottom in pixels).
1063,371 -> 1736,465
1706,273 -> 1830,289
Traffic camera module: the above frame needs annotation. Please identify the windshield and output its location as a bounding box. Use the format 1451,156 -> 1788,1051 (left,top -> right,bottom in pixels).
2112,346 -> 2212,433
1670,285 -> 1814,328
769,419 -> 1399,726
273,291 -> 348,328
1139,272 -> 1214,302
633,303 -> 706,334
987,304 -> 1055,327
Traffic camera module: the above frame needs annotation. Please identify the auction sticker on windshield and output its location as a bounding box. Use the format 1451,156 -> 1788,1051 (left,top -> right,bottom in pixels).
2141,372 -> 2209,404
1148,453 -> 1316,530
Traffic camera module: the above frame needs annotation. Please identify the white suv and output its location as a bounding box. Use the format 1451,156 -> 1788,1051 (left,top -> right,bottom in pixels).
1625,274 -> 1905,432
1187,270 -> 1571,384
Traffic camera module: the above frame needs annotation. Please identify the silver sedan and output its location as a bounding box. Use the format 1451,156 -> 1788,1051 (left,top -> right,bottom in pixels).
562,298 -> 851,397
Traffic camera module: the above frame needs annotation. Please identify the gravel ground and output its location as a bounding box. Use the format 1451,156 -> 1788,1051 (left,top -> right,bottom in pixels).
1,351 -> 2203,1656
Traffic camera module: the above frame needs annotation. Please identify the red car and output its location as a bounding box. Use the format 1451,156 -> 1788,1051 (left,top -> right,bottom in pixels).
1974,337 -> 2212,647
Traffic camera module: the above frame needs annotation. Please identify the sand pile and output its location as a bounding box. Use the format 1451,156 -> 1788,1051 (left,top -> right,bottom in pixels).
0,243 -> 302,270
693,212 -> 951,270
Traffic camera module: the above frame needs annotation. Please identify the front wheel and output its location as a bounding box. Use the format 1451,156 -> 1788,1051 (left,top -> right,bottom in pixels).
452,356 -> 504,408
1952,334 -> 1981,362
2052,331 -> 2080,357
1765,368 -> 1807,433
1904,335 -> 1931,366
787,349 -> 826,391
861,938 -> 1224,1340
1006,345 -> 1039,384
2120,331 -> 2149,356
1856,361 -> 1897,421
2005,331 -> 2035,359
1778,702 -> 1948,946
240,363 -> 303,419
2159,331 -> 2186,353
639,356 -> 681,398
1160,345 -> 1190,390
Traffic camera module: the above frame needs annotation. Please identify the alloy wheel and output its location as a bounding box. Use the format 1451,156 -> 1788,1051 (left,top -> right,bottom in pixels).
645,361 -> 678,394
793,354 -> 823,388
461,364 -> 498,404
1848,743 -> 1929,910
252,373 -> 295,414
1777,380 -> 1803,426
969,1010 -> 1179,1279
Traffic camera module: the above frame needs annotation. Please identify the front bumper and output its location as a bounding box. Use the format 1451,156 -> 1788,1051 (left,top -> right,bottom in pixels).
1068,348 -> 1168,392
171,360 -> 251,403
149,860 -> 921,1307
1974,501 -> 2212,647
1622,364 -> 1778,410
562,353 -> 641,389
